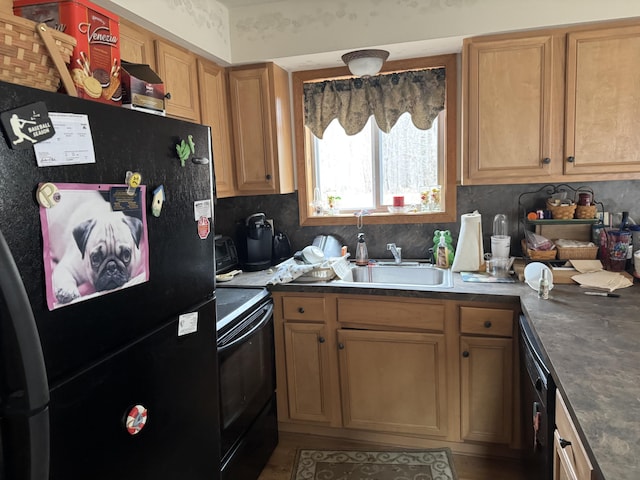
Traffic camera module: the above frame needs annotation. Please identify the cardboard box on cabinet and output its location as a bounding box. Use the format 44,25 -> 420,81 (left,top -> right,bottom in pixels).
119,61 -> 165,115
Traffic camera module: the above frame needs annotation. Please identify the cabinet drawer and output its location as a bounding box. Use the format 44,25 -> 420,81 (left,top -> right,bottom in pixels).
337,297 -> 444,331
282,296 -> 326,321
555,390 -> 594,480
460,306 -> 513,337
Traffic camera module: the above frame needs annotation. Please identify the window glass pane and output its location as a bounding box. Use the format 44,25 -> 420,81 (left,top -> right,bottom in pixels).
315,118 -> 373,209
313,113 -> 440,213
380,112 -> 439,206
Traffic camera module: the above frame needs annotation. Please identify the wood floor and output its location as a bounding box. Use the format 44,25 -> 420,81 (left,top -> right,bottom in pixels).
258,431 -> 528,480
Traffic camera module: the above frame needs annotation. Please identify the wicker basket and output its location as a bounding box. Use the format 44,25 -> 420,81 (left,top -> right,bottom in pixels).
0,11 -> 76,93
575,204 -> 598,220
546,199 -> 577,220
521,239 -> 557,260
555,244 -> 598,261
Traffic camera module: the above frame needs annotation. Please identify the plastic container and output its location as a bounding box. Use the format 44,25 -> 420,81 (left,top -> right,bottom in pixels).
493,214 -> 508,237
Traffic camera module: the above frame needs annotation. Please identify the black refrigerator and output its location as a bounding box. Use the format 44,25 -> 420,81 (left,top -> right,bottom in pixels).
0,80 -> 220,480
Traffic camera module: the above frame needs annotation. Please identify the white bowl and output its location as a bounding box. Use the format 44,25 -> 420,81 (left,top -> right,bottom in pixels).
524,262 -> 554,292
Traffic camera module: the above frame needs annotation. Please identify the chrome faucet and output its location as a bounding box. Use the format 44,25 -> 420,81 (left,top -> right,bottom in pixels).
386,243 -> 402,264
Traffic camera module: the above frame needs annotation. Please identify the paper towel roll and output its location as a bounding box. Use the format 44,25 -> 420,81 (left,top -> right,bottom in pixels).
451,211 -> 484,272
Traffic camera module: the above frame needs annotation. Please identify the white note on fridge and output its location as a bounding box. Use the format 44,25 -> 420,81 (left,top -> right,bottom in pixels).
34,112 -> 96,167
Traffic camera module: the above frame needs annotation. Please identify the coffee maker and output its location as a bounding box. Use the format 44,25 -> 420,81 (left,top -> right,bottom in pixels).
237,213 -> 273,271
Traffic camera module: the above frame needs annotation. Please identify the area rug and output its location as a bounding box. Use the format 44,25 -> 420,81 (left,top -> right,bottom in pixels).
291,448 -> 458,480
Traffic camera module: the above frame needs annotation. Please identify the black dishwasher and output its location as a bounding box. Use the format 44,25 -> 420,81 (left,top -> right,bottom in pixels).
519,314 -> 556,480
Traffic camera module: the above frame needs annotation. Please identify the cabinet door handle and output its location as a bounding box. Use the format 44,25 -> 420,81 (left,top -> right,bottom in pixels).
559,438 -> 572,449
542,157 -> 551,165
462,351 -> 469,358
484,320 -> 492,328
567,156 -> 575,163
338,343 -> 345,350
266,174 -> 272,180
298,307 -> 304,313
318,336 -> 325,343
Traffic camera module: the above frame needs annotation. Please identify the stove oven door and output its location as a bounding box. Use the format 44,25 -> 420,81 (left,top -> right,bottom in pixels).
217,299 -> 276,478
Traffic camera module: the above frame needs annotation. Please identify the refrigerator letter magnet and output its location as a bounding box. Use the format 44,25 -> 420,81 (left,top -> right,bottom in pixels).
0,101 -> 55,150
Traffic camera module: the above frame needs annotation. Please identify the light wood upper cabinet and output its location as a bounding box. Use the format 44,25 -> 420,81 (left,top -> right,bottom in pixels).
119,19 -> 156,70
197,59 -> 235,198
337,328 -> 448,437
464,19 -> 640,184
564,24 -> 640,176
464,33 -> 562,182
229,63 -> 294,195
155,40 -> 200,123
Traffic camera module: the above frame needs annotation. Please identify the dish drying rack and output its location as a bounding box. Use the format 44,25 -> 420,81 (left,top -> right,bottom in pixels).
297,255 -> 351,282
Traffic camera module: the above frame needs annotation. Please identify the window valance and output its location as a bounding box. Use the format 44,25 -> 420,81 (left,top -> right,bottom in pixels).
303,68 -> 445,139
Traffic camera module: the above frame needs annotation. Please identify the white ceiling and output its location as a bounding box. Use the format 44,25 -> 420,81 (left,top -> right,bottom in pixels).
213,0 -> 464,70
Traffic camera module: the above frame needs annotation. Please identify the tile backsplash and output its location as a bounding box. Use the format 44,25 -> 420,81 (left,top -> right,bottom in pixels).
215,180 -> 639,260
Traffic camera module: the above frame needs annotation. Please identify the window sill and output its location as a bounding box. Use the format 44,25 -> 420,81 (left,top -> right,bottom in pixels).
299,210 -> 457,226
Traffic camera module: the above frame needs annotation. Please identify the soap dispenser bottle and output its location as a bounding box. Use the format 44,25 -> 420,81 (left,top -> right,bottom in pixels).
355,233 -> 369,266
436,234 -> 449,268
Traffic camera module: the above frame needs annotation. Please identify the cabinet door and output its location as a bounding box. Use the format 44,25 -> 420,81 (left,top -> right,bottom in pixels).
229,66 -> 277,194
564,24 -> 640,176
465,34 -> 561,183
283,322 -> 334,423
119,20 -> 156,70
554,430 -> 579,480
338,329 -> 448,437
155,40 -> 200,122
554,391 -> 594,480
198,59 -> 235,198
460,336 -> 513,444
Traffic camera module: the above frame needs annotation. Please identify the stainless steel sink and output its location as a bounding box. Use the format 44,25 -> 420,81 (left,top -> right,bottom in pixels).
336,264 -> 452,288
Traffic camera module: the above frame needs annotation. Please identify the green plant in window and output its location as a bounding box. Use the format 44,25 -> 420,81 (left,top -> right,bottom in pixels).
327,195 -> 341,209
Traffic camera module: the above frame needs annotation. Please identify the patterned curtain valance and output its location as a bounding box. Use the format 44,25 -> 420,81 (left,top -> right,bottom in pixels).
303,68 -> 446,139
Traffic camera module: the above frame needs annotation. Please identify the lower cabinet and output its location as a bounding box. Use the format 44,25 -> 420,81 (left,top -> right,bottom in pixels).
460,336 -> 513,443
459,305 -> 515,445
283,322 -> 333,423
553,390 -> 595,480
273,292 -> 519,451
338,329 -> 448,437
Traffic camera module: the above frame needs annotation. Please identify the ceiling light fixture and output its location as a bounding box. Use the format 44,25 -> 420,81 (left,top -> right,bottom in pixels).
341,49 -> 390,77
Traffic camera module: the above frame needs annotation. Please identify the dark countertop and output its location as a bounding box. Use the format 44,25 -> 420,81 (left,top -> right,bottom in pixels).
221,269 -> 640,480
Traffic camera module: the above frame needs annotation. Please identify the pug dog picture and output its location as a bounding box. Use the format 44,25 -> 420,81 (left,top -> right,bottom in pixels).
40,184 -> 149,310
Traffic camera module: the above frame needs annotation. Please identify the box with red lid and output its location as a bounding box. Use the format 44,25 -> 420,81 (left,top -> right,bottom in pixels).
13,0 -> 121,105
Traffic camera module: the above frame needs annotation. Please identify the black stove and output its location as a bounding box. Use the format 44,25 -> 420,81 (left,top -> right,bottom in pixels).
215,284 -> 277,480
215,286 -> 270,333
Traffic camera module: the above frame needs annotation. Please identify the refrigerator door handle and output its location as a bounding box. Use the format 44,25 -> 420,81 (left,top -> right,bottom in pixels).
0,229 -> 50,480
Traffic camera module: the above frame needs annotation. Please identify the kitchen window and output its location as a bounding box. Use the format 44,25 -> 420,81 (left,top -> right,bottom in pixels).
292,54 -> 457,226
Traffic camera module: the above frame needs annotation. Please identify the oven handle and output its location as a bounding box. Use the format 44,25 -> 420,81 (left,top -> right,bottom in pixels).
217,303 -> 274,353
